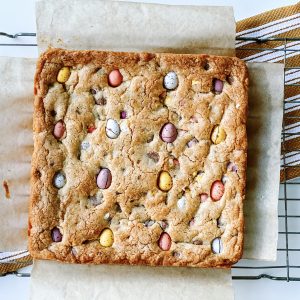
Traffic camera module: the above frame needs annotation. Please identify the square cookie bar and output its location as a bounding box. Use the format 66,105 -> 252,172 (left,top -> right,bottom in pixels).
29,49 -> 248,268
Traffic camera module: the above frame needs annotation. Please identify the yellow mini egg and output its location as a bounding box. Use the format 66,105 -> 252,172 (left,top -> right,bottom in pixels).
57,67 -> 71,83
158,171 -> 173,192
211,125 -> 226,144
164,95 -> 172,106
99,228 -> 114,247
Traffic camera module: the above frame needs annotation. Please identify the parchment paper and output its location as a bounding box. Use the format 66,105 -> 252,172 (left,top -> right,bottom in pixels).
36,0 -> 235,56
243,63 -> 283,260
0,57 -> 35,251
30,260 -> 234,300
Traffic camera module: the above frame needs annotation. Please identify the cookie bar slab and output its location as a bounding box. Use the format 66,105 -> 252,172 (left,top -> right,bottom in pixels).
29,48 -> 248,268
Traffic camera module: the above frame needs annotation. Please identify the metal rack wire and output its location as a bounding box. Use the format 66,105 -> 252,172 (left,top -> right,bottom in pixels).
0,33 -> 300,281
233,36 -> 300,282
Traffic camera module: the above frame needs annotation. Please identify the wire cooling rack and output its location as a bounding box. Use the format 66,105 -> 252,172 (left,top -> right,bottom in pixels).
0,33 -> 300,282
233,36 -> 300,282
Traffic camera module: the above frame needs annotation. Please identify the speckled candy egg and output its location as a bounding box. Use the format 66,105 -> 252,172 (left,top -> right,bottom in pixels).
160,123 -> 178,143
158,232 -> 172,251
53,120 -> 66,140
53,172 -> 66,189
106,119 -> 120,139
210,180 -> 225,201
99,228 -> 114,247
158,171 -> 173,192
97,168 -> 112,189
163,72 -> 178,90
211,237 -> 223,254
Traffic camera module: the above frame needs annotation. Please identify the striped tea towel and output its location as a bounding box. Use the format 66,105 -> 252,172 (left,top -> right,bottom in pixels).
236,1 -> 300,182
0,251 -> 31,275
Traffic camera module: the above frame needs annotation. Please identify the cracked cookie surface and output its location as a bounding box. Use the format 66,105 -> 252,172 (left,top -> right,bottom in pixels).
29,48 -> 248,268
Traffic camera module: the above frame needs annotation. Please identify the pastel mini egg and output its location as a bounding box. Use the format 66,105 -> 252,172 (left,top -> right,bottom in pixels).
53,172 -> 66,189
160,123 -> 178,143
106,119 -> 120,139
211,237 -> 223,254
163,72 -> 178,90
99,228 -> 114,247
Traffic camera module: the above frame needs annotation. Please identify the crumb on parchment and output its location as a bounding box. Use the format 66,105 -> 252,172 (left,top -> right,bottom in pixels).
3,180 -> 10,199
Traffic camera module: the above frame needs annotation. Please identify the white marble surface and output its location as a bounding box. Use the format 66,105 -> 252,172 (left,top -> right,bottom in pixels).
0,0 -> 299,299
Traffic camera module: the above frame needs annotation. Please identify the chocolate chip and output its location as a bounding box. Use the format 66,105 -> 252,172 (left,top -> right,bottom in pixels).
91,88 -> 107,105
159,91 -> 167,101
193,240 -> 203,245
227,75 -> 234,85
51,227 -> 62,242
147,135 -> 154,143
97,97 -> 107,105
172,251 -> 181,258
90,88 -> 97,95
147,151 -> 159,163
204,62 -> 210,70
115,202 -> 122,212
75,108 -> 81,115
160,220 -> 168,230
172,157 -> 179,167
50,110 -> 56,117
34,169 -> 41,178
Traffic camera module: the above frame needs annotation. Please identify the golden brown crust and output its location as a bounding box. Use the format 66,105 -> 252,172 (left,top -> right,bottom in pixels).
29,48 -> 248,268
